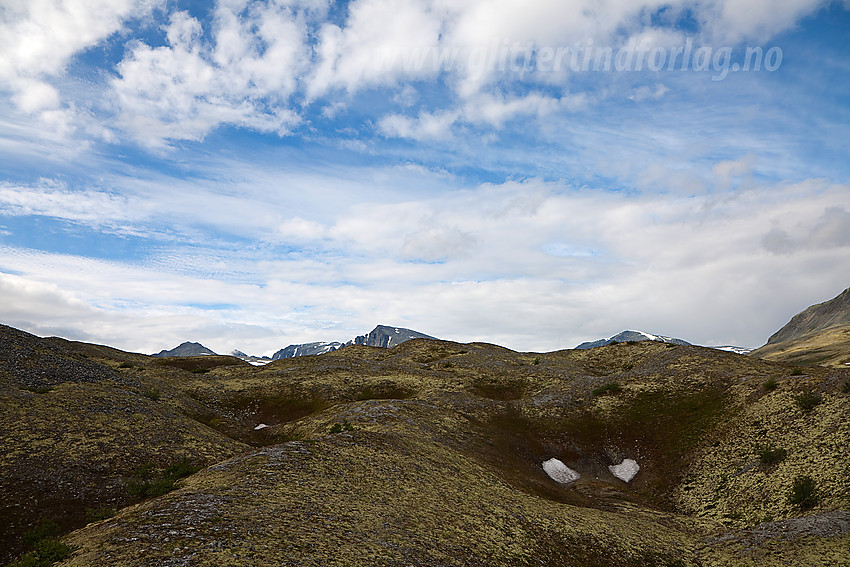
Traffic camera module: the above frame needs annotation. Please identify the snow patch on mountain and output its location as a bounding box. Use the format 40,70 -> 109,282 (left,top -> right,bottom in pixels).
712,346 -> 754,355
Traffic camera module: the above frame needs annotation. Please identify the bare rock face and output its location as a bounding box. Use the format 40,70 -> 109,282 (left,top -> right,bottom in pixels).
272,342 -> 342,360
347,325 -> 435,348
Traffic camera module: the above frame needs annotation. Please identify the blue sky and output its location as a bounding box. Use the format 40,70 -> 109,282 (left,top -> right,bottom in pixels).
1,0 -> 849,355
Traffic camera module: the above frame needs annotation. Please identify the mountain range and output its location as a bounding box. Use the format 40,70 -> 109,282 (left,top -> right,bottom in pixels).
159,326 -> 746,361
156,325 -> 436,361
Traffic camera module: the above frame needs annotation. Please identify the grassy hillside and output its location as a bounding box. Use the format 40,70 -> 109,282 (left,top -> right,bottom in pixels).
764,287 -> 850,345
750,286 -> 850,367
750,325 -> 850,367
2,328 -> 848,566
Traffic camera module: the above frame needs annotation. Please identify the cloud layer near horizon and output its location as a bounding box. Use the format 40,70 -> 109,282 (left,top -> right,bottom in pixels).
1,172 -> 848,354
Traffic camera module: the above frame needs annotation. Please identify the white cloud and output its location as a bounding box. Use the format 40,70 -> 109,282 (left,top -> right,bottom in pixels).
278,217 -> 328,242
400,225 -> 478,262
0,180 -> 140,225
304,0 -> 833,102
0,0 -> 835,148
111,3 -> 313,144
762,205 -> 850,254
702,0 -> 827,43
463,92 -> 587,127
712,154 -> 756,182
628,83 -> 670,102
0,0 -> 155,134
377,110 -> 458,140
306,0 -> 444,98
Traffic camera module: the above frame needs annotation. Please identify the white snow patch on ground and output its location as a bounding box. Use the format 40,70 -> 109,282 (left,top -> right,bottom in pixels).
608,458 -> 640,482
542,458 -> 580,484
253,423 -> 270,430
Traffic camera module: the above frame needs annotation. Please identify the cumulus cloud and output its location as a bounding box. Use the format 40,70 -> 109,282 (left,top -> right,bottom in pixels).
111,3 -> 312,144
0,0 -> 839,146
701,0 -> 828,43
0,0 -> 155,135
307,0 -> 444,98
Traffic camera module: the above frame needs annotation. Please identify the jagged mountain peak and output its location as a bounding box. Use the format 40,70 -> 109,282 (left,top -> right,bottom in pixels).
346,325 -> 436,349
272,341 -> 343,360
272,325 -> 436,360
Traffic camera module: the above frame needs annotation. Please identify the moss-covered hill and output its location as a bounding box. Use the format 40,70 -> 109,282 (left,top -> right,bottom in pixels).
750,286 -> 850,367
750,325 -> 850,367
2,326 -> 848,566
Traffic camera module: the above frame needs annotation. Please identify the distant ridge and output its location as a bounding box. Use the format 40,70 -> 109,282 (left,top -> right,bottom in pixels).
154,325 -> 436,362
271,325 -> 436,360
750,286 -> 850,367
576,330 -> 691,350
345,325 -> 435,348
765,286 -> 850,345
272,342 -> 343,360
153,341 -> 217,357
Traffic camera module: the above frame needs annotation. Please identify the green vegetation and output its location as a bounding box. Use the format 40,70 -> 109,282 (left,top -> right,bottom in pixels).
794,391 -> 822,412
22,521 -> 60,547
328,420 -> 354,434
592,382 -> 622,396
532,356 -> 541,365
127,458 -> 201,500
142,388 -> 160,401
788,475 -> 820,510
8,520 -> 75,567
763,378 -> 778,391
117,362 -> 134,368
756,443 -> 788,465
842,380 -> 850,393
790,367 -> 804,376
8,539 -> 75,567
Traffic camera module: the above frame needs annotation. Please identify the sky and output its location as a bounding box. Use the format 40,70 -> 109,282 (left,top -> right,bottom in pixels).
1,0 -> 849,356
